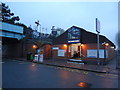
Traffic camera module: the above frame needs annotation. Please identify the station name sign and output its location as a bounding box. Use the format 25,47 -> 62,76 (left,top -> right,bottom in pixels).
68,39 -> 80,43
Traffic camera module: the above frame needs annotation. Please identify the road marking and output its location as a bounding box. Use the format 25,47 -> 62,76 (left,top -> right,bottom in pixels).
96,73 -> 118,79
56,67 -> 89,75
83,71 -> 88,75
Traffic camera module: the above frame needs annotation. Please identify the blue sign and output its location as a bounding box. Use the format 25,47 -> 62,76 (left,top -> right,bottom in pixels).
68,27 -> 80,40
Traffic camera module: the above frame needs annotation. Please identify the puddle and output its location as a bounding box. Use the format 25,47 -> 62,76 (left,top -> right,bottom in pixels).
78,82 -> 92,88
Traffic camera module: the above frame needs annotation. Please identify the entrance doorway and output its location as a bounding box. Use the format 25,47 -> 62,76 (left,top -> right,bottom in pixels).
68,43 -> 83,58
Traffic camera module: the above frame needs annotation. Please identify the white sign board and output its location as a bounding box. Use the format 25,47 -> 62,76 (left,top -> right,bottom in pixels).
87,49 -> 97,58
106,50 -> 108,58
99,49 -> 104,58
39,54 -> 43,63
52,47 -> 59,50
87,49 -> 105,58
58,49 -> 65,56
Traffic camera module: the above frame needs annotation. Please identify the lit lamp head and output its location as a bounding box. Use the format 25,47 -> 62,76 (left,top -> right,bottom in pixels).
81,44 -> 84,47
64,44 -> 67,47
105,43 -> 109,47
33,45 -> 37,49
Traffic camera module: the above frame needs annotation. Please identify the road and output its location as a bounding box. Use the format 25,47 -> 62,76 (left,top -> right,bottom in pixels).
2,59 -> 119,88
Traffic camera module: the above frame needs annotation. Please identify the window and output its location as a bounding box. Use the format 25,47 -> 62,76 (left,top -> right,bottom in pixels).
68,27 -> 80,40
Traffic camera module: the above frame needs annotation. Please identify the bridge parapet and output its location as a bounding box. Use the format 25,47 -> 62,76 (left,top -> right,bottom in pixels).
0,22 -> 23,40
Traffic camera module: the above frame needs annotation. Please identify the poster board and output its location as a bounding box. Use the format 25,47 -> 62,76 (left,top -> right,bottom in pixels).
106,50 -> 108,58
99,49 -> 104,58
52,47 -> 59,50
87,49 -> 105,58
39,54 -> 43,63
87,49 -> 97,58
58,49 -> 65,56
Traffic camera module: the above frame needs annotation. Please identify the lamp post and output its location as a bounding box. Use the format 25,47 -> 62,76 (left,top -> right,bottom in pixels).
35,20 -> 42,41
35,20 -> 40,32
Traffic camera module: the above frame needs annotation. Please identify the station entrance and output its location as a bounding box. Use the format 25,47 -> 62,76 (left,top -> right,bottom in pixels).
68,43 -> 84,58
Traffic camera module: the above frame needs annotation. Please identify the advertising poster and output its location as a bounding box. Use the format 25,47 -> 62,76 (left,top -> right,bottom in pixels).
87,49 -> 105,58
39,54 -> 43,63
87,49 -> 97,58
58,49 -> 65,56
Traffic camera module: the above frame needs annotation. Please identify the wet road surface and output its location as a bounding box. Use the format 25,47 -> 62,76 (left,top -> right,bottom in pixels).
2,59 -> 119,88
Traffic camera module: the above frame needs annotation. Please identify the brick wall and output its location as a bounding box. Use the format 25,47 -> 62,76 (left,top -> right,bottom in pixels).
81,43 -> 116,61
2,42 -> 23,58
52,43 -> 116,61
52,44 -> 68,60
43,44 -> 52,59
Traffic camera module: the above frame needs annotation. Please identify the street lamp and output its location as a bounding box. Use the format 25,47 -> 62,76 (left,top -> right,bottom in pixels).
105,43 -> 109,47
35,20 -> 42,33
33,45 -> 37,49
64,44 -> 67,47
35,20 -> 40,31
35,20 -> 42,42
81,44 -> 84,47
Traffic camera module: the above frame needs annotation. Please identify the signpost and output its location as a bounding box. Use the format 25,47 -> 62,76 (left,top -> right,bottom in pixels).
96,18 -> 100,65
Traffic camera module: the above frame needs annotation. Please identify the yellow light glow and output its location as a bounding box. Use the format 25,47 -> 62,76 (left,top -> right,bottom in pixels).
111,46 -> 114,49
105,43 -> 109,47
68,40 -> 79,43
78,82 -> 86,87
32,64 -> 35,67
33,45 -> 37,49
81,44 -> 84,47
64,44 -> 67,47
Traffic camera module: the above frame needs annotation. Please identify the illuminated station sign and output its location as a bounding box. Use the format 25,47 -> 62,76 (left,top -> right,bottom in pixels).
68,39 -> 80,43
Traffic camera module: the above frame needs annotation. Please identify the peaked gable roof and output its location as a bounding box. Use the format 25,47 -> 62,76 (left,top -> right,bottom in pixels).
53,26 -> 115,48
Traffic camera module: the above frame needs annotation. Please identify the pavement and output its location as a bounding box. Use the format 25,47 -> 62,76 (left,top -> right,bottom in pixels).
11,56 -> 120,75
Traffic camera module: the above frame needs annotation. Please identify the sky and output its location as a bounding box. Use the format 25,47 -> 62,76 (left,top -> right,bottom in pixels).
5,2 -> 118,47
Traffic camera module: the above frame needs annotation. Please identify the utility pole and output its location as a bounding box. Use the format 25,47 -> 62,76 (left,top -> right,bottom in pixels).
35,20 -> 40,32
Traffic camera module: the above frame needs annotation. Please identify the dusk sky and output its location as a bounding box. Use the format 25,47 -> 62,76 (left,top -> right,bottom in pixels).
4,2 -> 118,47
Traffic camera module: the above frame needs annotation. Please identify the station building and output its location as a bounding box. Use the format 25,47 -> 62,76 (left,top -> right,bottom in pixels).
52,26 -> 116,64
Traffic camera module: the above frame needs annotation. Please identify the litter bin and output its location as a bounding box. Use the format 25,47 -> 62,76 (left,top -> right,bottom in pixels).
30,54 -> 34,61
27,52 -> 32,61
27,52 -> 30,60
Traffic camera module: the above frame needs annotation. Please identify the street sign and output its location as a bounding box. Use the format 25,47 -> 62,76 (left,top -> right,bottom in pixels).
37,49 -> 40,54
96,18 -> 100,33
